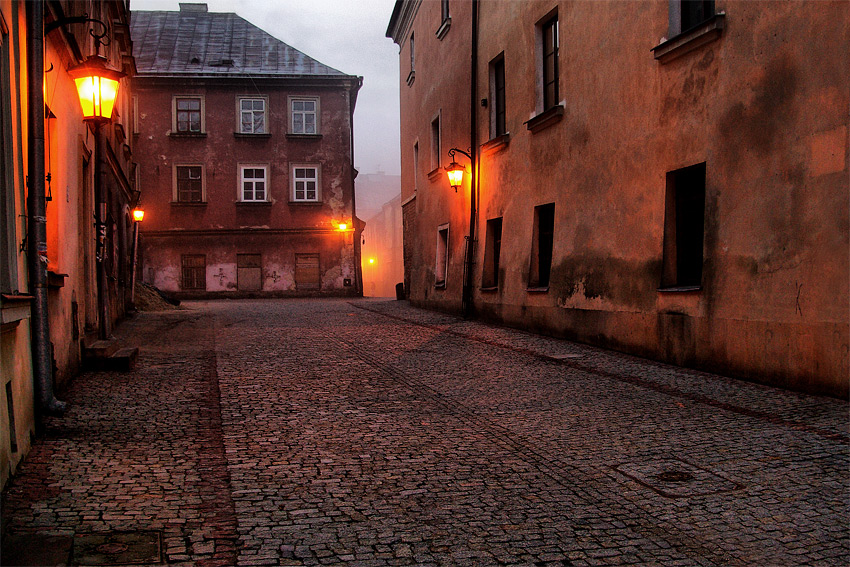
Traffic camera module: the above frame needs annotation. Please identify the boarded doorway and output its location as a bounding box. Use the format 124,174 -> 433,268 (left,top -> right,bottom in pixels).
295,254 -> 320,290
237,254 -> 262,291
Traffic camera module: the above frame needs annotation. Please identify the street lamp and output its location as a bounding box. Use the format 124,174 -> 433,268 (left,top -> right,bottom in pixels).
130,207 -> 145,309
68,55 -> 124,123
70,55 -> 125,338
445,148 -> 471,192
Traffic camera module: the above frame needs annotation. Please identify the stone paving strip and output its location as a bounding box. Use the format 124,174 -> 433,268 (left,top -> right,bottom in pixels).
2,298 -> 848,567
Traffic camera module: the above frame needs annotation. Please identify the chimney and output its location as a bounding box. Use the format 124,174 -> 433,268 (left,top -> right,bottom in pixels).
179,3 -> 208,12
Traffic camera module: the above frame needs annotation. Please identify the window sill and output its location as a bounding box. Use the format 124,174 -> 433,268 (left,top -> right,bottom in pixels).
47,271 -> 68,289
286,133 -> 322,140
289,200 -> 322,206
234,132 -> 271,139
657,285 -> 702,293
525,105 -> 564,134
427,167 -> 443,182
406,70 -> 415,87
652,14 -> 725,64
1,294 -> 33,325
480,286 -> 499,293
169,132 -> 207,138
481,133 -> 510,155
526,286 -> 549,293
236,200 -> 272,206
434,281 -> 446,289
171,201 -> 207,206
436,17 -> 451,40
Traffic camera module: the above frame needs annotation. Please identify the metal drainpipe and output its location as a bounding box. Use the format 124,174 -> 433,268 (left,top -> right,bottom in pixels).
350,78 -> 364,297
462,0 -> 479,319
26,0 -> 66,417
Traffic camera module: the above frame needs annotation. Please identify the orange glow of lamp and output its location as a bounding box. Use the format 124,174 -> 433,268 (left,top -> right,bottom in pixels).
69,56 -> 125,123
132,208 -> 145,222
445,160 -> 465,192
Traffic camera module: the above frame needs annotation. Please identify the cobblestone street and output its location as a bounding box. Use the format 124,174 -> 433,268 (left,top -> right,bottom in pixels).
3,299 -> 848,566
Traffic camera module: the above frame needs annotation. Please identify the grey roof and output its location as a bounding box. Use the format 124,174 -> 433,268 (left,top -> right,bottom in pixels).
131,8 -> 348,77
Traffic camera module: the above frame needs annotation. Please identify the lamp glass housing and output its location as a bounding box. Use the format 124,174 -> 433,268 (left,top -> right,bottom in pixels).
132,208 -> 145,222
446,162 -> 465,189
69,56 -> 124,123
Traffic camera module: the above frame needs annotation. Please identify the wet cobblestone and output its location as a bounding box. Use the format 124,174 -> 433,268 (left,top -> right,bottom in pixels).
2,298 -> 848,566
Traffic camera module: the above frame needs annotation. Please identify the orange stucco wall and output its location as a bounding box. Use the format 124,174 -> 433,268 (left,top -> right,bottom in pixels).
393,0 -> 849,396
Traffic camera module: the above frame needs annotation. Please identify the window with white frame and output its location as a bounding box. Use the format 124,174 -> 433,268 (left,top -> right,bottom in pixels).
173,96 -> 204,133
290,98 -> 318,135
291,165 -> 320,202
239,97 -> 267,134
240,165 -> 268,202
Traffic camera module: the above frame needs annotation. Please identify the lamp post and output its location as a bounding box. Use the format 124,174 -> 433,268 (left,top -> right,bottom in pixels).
130,208 -> 144,308
445,148 -> 476,318
70,55 -> 125,339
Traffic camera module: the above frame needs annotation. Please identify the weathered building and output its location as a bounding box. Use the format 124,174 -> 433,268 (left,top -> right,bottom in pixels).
362,193 -> 404,298
131,3 -> 363,298
1,0 -> 136,489
387,0 -> 849,397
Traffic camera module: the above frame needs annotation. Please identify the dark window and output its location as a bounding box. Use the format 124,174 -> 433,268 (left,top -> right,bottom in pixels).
181,254 -> 206,290
529,203 -> 555,289
431,116 -> 441,171
6,381 -> 17,454
482,217 -> 503,289
176,166 -> 203,202
542,15 -> 559,110
492,56 -> 506,137
410,33 -> 415,72
662,163 -> 706,288
176,97 -> 201,133
680,0 -> 715,33
435,225 -> 449,287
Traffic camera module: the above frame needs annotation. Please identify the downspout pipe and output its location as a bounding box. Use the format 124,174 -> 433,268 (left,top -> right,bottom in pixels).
350,77 -> 364,297
462,0 -> 479,319
26,0 -> 67,417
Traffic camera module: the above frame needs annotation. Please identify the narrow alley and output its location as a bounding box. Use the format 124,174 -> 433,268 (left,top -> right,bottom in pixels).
3,299 -> 848,566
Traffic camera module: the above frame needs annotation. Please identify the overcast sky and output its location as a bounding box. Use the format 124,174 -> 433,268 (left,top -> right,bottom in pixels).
131,0 -> 401,175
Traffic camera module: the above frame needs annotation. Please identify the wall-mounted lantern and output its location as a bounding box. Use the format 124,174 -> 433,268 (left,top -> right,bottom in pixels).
68,55 -> 125,123
132,208 -> 145,222
445,148 -> 471,192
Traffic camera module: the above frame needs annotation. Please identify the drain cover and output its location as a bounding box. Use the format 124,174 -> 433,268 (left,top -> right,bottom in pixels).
613,458 -> 742,498
73,531 -> 162,565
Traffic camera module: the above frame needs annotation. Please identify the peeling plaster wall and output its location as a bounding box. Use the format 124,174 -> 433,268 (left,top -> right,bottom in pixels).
396,0 -> 849,396
134,77 -> 359,298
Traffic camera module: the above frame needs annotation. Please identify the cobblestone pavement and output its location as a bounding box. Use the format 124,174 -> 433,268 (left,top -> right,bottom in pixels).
3,299 -> 848,566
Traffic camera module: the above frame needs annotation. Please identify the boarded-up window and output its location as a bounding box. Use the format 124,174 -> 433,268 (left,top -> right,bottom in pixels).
181,254 -> 206,290
295,254 -> 320,290
237,254 -> 262,291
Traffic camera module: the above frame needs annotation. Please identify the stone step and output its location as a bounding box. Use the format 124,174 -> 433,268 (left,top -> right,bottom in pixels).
83,338 -> 121,360
108,347 -> 139,371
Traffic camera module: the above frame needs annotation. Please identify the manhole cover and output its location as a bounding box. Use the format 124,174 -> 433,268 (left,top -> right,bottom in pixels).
73,531 -> 162,565
612,458 -> 743,498
654,470 -> 694,482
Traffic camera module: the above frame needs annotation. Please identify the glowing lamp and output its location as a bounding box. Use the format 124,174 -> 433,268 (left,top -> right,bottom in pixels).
338,223 -> 348,231
368,258 -> 376,264
132,208 -> 145,222
69,56 -> 125,123
445,161 -> 465,192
